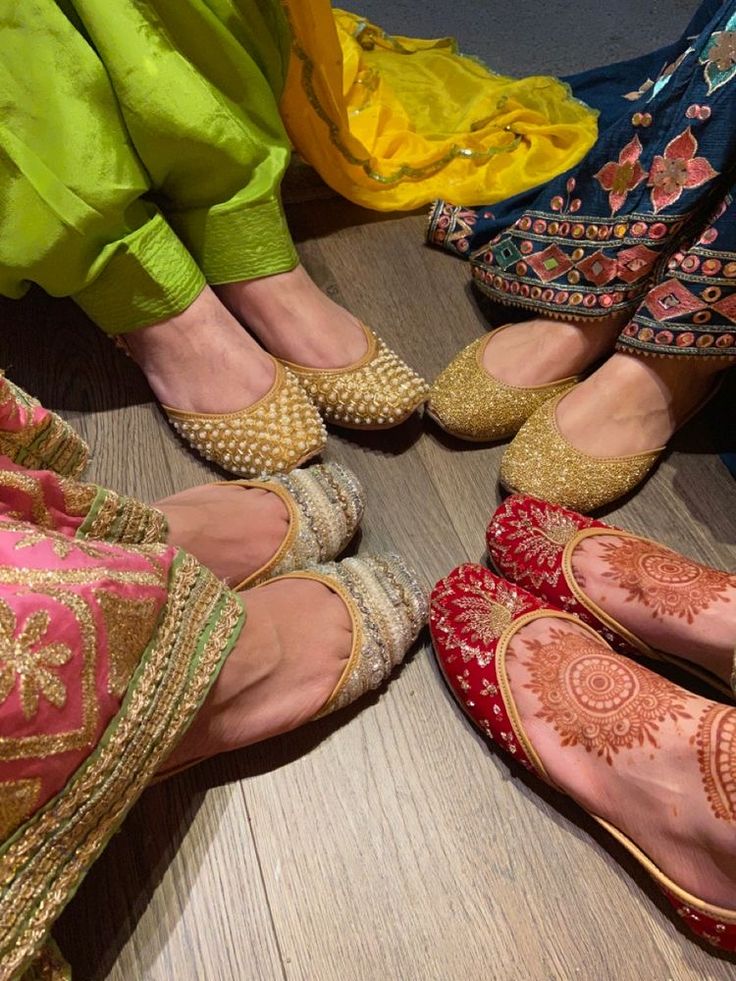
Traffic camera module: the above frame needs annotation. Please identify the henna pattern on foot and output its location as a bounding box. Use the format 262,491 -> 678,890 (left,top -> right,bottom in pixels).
522,628 -> 692,764
598,538 -> 736,624
697,703 -> 736,822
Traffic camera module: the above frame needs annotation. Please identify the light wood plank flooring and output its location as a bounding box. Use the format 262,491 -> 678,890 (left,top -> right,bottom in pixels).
1,199 -> 734,979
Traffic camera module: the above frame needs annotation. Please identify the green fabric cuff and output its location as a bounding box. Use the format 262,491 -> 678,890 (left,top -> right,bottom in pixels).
72,213 -> 206,335
169,195 -> 298,284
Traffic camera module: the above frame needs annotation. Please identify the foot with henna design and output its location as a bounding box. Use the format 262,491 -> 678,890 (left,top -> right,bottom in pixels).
506,617 -> 736,910
571,534 -> 736,686
431,565 -> 736,948
487,495 -> 736,694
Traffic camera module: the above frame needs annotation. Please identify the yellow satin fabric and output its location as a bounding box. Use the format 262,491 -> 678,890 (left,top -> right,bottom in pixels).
280,7 -> 599,210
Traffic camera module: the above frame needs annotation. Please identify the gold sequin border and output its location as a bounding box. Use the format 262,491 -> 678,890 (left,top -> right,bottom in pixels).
76,486 -> 168,546
280,3 -> 522,185
0,590 -> 98,763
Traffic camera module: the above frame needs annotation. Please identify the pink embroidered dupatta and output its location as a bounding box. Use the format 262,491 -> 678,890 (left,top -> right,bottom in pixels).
0,376 -> 244,979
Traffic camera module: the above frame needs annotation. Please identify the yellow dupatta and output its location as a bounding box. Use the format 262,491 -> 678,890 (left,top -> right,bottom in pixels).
279,6 -> 598,211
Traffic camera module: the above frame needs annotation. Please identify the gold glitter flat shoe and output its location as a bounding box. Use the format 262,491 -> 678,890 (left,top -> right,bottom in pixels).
427,328 -> 580,442
162,361 -> 327,478
278,323 -> 429,429
500,392 -> 663,512
231,462 -> 365,589
268,553 -> 428,719
500,374 -> 723,513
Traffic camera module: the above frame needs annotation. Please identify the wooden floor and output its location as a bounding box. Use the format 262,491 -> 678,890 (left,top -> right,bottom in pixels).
2,200 -> 735,980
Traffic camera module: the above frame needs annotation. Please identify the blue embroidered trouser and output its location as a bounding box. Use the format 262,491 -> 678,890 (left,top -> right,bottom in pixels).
428,0 -> 736,360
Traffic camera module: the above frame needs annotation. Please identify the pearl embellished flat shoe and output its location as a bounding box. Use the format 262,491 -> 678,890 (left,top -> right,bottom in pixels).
278,323 -> 429,429
277,553 -> 428,719
163,361 -> 327,477
230,462 -> 366,589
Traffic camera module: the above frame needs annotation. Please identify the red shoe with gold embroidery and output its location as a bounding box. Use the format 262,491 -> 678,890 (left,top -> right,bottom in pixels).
430,562 -> 736,952
486,494 -> 733,699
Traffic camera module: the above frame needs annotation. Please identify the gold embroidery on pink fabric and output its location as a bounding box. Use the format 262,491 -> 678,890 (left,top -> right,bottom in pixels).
523,628 -> 692,764
0,473 -> 52,528
61,481 -> 97,518
0,590 -> 99,763
0,556 -> 242,979
95,592 -> 160,697
599,537 -> 736,623
0,778 -> 41,840
0,602 -> 71,720
697,704 -> 736,822
0,378 -> 88,479
7,523 -> 111,561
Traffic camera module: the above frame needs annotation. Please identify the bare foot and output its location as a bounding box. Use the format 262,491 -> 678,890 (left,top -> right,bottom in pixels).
162,577 -> 353,772
555,351 -> 724,456
216,264 -> 369,369
506,618 -> 736,907
481,315 -> 625,386
123,286 -> 275,413
157,483 -> 289,586
571,534 -> 736,684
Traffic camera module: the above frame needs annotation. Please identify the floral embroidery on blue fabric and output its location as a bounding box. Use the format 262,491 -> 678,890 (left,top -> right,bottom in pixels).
621,193 -> 736,357
428,0 -> 736,359
594,136 -> 647,215
648,128 -> 718,213
426,203 -> 480,256
700,12 -> 736,93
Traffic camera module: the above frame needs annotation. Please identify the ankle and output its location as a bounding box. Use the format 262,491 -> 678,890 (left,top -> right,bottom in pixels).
124,286 -> 222,366
614,352 -> 721,414
215,266 -> 306,321
484,315 -> 622,386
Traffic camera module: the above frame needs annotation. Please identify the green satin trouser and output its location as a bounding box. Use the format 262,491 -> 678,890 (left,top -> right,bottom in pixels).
0,0 -> 298,334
